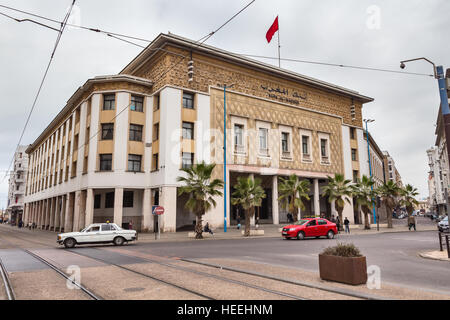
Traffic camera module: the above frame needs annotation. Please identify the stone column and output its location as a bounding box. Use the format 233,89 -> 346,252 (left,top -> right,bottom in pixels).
54,196 -> 61,231
113,188 -> 124,228
79,190 -> 87,230
60,195 -> 67,232
49,197 -> 55,231
160,186 -> 176,232
85,188 -> 94,227
314,178 -> 320,217
272,175 -> 279,224
73,190 -> 81,232
64,193 -> 74,232
141,188 -> 152,232
45,198 -> 51,230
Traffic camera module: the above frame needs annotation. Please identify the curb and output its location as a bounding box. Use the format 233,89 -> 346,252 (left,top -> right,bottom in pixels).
418,251 -> 450,262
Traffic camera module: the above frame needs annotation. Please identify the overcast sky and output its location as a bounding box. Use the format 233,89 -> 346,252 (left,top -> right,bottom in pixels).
1,0 -> 449,209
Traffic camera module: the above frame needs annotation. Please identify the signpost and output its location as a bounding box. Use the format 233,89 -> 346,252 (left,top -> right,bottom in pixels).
152,205 -> 164,240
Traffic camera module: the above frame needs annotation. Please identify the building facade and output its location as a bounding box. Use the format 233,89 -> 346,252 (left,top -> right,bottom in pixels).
7,145 -> 28,224
23,33 -> 374,233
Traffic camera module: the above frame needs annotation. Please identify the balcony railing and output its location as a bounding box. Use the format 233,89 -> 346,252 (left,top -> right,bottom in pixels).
234,144 -> 245,154
281,151 -> 292,159
259,148 -> 269,157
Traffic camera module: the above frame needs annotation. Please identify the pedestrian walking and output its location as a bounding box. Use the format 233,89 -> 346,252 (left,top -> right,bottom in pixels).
344,217 -> 350,234
129,221 -> 133,230
204,222 -> 213,235
236,214 -> 241,230
287,212 -> 294,223
408,215 -> 416,231
336,216 -> 341,233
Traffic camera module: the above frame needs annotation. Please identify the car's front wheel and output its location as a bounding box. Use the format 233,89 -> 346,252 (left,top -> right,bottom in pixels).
327,230 -> 335,239
296,231 -> 305,240
64,238 -> 76,248
113,236 -> 126,246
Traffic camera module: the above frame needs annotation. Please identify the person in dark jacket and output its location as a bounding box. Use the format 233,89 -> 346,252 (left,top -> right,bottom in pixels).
236,215 -> 241,230
204,222 -> 213,235
344,217 -> 350,234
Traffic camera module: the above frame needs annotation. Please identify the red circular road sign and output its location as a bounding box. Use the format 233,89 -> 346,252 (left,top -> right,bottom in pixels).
153,206 -> 165,215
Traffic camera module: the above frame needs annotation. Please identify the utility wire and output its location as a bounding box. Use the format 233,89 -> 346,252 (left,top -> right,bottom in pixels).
0,11 -> 60,31
238,53 -> 435,78
1,1 -> 76,184
14,1 -> 257,189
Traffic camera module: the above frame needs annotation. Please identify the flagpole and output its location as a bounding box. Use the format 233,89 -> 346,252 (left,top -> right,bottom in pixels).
277,16 -> 281,68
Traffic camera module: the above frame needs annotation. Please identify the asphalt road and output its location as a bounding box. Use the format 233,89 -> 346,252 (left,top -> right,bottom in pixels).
121,231 -> 450,294
0,223 -> 448,297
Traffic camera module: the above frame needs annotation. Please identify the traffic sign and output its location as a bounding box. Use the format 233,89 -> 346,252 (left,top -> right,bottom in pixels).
152,205 -> 165,215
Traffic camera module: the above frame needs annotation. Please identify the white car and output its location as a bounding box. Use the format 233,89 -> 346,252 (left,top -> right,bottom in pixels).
57,223 -> 137,248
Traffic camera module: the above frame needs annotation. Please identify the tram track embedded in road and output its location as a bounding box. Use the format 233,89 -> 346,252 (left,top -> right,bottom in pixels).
0,257 -> 15,300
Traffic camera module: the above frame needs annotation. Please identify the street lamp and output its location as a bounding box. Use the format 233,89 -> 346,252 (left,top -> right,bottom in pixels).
400,58 -> 450,216
218,83 -> 234,233
363,119 -> 377,227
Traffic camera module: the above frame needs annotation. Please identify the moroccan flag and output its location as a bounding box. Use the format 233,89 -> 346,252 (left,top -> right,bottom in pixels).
266,16 -> 279,43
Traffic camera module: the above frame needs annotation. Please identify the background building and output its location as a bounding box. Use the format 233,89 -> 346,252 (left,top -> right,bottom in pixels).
23,33 -> 375,233
6,145 -> 28,225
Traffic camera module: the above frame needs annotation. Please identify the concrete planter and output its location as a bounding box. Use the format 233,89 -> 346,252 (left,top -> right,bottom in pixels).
188,232 -> 213,238
319,254 -> 367,285
241,230 -> 265,236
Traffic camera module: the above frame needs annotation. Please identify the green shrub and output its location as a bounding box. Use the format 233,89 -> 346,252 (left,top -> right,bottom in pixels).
321,242 -> 362,257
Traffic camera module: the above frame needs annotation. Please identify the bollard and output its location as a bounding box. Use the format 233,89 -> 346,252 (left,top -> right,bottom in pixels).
446,235 -> 450,259
439,232 -> 444,251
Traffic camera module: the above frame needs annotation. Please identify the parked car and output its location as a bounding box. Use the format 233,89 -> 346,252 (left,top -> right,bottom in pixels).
281,218 -> 337,240
438,216 -> 449,232
57,223 -> 137,248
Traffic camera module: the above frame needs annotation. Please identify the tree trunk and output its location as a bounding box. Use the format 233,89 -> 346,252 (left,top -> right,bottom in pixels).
386,204 -> 393,228
291,197 -> 298,222
195,213 -> 203,239
244,208 -> 251,237
363,207 -> 371,229
335,202 -> 344,231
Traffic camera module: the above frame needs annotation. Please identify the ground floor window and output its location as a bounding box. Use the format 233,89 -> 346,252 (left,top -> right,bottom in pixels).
105,192 -> 114,208
123,191 -> 134,207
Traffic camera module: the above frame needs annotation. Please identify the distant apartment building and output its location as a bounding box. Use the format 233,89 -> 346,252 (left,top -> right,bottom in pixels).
23,33 -> 376,233
382,151 -> 403,187
6,145 -> 28,224
427,70 -> 450,215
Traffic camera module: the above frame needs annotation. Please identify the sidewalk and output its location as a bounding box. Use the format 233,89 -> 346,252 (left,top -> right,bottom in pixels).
136,223 -> 438,243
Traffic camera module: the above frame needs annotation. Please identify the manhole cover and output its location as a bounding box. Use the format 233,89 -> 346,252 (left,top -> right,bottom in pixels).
124,287 -> 145,292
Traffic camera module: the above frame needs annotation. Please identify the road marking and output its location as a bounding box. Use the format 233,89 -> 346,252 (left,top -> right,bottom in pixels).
390,237 -> 435,242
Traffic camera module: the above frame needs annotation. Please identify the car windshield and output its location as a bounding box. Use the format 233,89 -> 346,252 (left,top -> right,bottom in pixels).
292,220 -> 309,226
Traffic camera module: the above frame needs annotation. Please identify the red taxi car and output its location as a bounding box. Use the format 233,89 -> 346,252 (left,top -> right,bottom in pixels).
281,218 -> 337,240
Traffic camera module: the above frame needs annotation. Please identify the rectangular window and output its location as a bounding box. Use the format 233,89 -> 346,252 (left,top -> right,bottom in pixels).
101,123 -> 114,140
153,123 -> 159,141
259,128 -> 268,152
302,136 -> 309,155
94,194 -> 101,209
103,94 -> 115,110
123,191 -> 134,208
351,148 -> 357,161
353,170 -> 359,183
182,92 -> 194,109
153,95 -> 160,111
128,154 -> 141,172
152,153 -> 159,171
182,152 -> 194,169
129,124 -> 143,141
100,154 -> 112,171
281,132 -> 290,153
350,127 -> 356,139
234,124 -> 244,154
71,161 -> 76,178
105,192 -> 114,208
182,122 -> 194,139
130,95 -> 144,112
320,139 -> 328,158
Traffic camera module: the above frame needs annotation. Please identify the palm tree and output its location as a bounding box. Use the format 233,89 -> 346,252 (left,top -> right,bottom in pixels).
177,161 -> 224,239
321,174 -> 353,230
400,184 -> 419,216
278,175 -> 310,222
376,180 -> 400,228
231,176 -> 266,237
352,175 -> 377,230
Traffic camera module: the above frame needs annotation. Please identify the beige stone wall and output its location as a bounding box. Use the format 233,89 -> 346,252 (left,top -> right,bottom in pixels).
133,46 -> 364,127
209,88 -> 344,177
